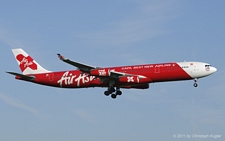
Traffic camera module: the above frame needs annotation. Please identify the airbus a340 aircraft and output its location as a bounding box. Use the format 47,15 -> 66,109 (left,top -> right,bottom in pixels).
7,49 -> 217,99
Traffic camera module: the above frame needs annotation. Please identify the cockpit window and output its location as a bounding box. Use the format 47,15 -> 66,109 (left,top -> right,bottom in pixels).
205,65 -> 210,71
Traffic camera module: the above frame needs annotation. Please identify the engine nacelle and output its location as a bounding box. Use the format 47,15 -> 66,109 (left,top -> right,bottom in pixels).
119,76 -> 151,84
90,69 -> 111,76
122,84 -> 149,89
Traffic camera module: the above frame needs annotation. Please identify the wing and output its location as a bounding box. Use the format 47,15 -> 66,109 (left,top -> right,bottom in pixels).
109,70 -> 126,78
57,54 -> 151,85
57,54 -> 98,72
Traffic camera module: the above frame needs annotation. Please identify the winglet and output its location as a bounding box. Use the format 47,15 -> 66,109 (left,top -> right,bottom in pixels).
57,54 -> 65,60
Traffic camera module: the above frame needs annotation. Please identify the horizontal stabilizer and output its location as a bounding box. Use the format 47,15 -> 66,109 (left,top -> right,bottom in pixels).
6,71 -> 35,80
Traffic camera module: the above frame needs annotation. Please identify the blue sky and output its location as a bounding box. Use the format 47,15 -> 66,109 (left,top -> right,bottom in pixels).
0,0 -> 225,141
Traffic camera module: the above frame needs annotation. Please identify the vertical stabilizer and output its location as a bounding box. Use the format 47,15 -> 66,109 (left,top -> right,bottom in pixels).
12,48 -> 51,74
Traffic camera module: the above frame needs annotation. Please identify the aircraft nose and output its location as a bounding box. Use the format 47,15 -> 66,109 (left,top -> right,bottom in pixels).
211,67 -> 217,73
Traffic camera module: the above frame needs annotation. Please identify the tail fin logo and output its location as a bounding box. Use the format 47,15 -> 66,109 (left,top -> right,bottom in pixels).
16,54 -> 37,72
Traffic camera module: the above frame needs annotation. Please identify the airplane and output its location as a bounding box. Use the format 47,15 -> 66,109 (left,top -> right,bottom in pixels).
7,48 -> 217,99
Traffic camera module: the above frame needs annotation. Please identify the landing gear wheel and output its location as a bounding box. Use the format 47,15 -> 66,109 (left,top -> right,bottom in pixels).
194,83 -> 198,87
109,87 -> 115,93
104,91 -> 110,96
111,94 -> 117,99
116,91 -> 122,95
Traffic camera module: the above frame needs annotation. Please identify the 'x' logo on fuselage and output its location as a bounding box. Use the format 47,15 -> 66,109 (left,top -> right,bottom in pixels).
127,76 -> 134,82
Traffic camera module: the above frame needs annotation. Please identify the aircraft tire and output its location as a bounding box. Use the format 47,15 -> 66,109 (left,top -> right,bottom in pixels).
111,94 -> 117,99
104,91 -> 110,96
116,91 -> 122,95
194,83 -> 198,87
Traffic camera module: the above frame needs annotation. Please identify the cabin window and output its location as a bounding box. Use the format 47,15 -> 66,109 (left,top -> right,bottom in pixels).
182,66 -> 189,69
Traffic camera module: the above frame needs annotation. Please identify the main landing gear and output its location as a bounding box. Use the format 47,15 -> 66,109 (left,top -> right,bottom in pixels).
104,87 -> 122,99
193,78 -> 198,87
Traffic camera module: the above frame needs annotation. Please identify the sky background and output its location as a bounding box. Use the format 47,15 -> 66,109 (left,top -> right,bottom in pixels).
0,0 -> 225,141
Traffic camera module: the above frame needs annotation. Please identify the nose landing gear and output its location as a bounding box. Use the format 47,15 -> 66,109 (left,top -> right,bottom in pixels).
194,83 -> 198,87
193,78 -> 198,87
